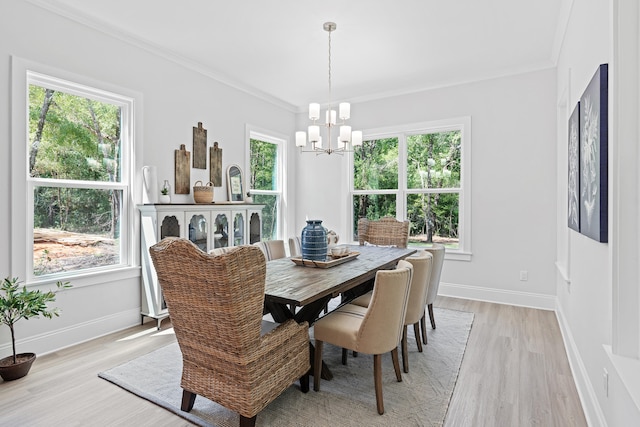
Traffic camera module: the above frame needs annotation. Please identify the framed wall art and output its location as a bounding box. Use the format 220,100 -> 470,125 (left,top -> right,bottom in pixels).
579,63 -> 608,243
567,102 -> 580,232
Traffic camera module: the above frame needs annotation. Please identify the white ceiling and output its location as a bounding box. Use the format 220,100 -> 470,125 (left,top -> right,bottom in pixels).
37,0 -> 568,111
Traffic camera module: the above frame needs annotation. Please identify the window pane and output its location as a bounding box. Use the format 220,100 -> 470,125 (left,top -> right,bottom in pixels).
407,193 -> 459,249
33,187 -> 122,276
252,194 -> 278,240
29,85 -> 122,182
352,194 -> 397,240
407,131 -> 461,189
249,139 -> 278,190
353,138 -> 399,190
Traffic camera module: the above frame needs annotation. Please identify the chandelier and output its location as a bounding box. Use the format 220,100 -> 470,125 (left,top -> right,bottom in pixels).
295,22 -> 362,155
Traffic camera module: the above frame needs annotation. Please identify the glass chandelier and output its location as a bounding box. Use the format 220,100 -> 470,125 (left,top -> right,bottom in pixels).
295,22 -> 362,155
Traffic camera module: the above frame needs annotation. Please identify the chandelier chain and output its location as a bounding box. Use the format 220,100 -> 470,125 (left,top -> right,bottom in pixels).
327,27 -> 332,109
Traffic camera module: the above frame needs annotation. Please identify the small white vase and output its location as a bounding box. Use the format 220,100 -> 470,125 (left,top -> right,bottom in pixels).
159,194 -> 171,204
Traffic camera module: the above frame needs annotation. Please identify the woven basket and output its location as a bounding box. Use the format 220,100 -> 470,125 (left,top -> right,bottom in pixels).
193,180 -> 214,203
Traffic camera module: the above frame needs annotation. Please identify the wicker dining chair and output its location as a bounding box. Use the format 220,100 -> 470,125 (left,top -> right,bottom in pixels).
357,217 -> 410,248
149,238 -> 310,427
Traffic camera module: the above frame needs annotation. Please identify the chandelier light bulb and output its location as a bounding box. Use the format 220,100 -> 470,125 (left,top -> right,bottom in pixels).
339,103 -> 350,120
352,131 -> 363,146
309,103 -> 320,120
296,131 -> 307,147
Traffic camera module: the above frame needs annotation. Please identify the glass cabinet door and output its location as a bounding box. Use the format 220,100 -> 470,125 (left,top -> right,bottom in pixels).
249,211 -> 261,244
187,213 -> 208,251
160,214 -> 181,239
233,212 -> 245,246
213,213 -> 229,249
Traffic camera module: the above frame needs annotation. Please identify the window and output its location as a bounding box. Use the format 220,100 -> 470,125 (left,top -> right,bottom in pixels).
25,71 -> 133,279
248,129 -> 284,241
350,117 -> 471,259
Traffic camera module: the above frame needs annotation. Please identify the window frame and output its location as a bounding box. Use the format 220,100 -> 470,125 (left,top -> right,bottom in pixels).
245,125 -> 286,240
348,117 -> 472,261
11,59 -> 137,285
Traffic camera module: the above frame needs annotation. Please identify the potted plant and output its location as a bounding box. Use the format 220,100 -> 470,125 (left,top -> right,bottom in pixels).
0,277 -> 71,381
159,180 -> 171,203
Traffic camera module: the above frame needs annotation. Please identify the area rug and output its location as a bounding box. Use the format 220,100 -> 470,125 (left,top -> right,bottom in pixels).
99,307 -> 473,427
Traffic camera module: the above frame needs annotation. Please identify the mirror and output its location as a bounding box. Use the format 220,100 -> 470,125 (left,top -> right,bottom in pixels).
227,164 -> 244,202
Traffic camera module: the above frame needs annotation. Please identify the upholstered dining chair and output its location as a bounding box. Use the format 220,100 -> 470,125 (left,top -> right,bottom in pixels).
357,217 -> 410,249
254,239 -> 286,261
149,238 -> 310,427
313,261 -> 413,415
421,243 -> 445,343
288,236 -> 301,257
351,250 -> 433,372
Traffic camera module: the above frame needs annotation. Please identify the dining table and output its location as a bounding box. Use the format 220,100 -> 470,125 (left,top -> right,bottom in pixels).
263,244 -> 416,379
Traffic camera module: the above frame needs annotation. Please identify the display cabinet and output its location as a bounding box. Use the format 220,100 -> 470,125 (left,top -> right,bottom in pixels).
138,203 -> 264,328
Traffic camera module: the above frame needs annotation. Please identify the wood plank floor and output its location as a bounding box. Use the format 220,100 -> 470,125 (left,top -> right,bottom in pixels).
0,296 -> 587,426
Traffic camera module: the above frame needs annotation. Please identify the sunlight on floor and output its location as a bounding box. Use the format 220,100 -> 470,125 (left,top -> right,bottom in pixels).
117,327 -> 175,341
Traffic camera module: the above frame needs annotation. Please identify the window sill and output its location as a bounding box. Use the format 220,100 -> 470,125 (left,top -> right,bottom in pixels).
27,266 -> 141,289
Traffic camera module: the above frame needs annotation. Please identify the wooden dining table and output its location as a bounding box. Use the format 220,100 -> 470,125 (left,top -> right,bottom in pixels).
263,244 -> 416,378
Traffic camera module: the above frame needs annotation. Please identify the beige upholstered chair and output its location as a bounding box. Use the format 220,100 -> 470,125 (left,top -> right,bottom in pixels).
253,239 -> 286,260
421,244 -> 445,343
149,238 -> 310,427
357,217 -> 410,248
352,250 -> 433,372
313,261 -> 413,415
288,236 -> 301,257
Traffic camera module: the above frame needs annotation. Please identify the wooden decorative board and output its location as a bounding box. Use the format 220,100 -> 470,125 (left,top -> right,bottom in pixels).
174,144 -> 191,194
192,122 -> 207,169
290,251 -> 360,268
210,141 -> 222,186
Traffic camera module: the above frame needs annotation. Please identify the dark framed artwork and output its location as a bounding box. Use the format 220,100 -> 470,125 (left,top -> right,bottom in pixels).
579,63 -> 608,243
568,102 -> 580,232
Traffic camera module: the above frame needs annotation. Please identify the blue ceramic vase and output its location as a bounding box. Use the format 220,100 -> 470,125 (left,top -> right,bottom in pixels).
301,220 -> 327,261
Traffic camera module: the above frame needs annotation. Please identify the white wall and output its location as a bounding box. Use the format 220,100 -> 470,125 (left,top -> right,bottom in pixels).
0,0 -> 296,357
555,0 -> 640,425
295,69 -> 559,309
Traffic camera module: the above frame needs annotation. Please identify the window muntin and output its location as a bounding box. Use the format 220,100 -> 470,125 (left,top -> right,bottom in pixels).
27,72 -> 132,279
350,118 -> 470,256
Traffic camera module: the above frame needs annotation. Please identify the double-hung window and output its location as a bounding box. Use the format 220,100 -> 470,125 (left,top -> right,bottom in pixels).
350,117 -> 471,260
247,128 -> 284,240
25,71 -> 133,279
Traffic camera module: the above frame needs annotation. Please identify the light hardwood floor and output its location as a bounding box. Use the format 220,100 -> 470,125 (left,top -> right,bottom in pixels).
0,296 -> 586,426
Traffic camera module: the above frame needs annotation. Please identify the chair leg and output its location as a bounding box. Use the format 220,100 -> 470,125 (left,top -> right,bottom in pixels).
420,312 -> 428,344
314,340 -> 324,391
353,350 -> 358,357
413,322 -> 423,353
300,373 -> 309,393
391,347 -> 402,382
373,354 -> 384,415
428,303 -> 436,329
401,325 -> 409,373
181,389 -> 196,412
239,415 -> 257,427
342,348 -> 348,365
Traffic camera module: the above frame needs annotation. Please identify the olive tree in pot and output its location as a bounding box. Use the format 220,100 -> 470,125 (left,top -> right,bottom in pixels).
0,277 -> 71,381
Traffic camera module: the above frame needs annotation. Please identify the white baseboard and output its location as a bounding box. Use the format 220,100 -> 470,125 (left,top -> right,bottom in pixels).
555,302 -> 607,427
439,282 -> 556,310
0,308 -> 142,358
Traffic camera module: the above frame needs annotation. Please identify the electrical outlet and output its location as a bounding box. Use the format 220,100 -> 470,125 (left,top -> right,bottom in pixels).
603,368 -> 609,397
519,270 -> 528,281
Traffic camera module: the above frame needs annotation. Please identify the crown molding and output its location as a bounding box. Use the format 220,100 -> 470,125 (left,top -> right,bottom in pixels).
25,0 -> 298,113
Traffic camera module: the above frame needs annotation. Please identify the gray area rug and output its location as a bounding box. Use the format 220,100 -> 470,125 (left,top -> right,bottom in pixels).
99,307 -> 473,427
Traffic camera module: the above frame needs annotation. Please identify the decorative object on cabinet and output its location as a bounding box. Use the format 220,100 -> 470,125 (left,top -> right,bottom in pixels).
192,122 -> 207,169
227,164 -> 244,202
579,63 -> 608,243
159,180 -> 171,203
138,203 -> 264,329
210,141 -> 223,186
141,165 -> 158,204
174,144 -> 191,194
301,219 -> 327,261
193,180 -> 214,203
567,102 -> 580,232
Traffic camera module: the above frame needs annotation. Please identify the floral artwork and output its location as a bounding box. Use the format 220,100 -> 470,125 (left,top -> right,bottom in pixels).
568,102 -> 580,232
579,64 -> 608,243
